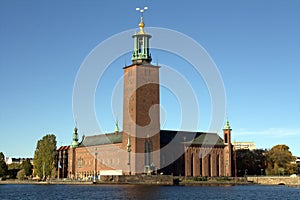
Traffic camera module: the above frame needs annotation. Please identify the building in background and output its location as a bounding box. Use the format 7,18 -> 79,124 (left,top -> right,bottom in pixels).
5,157 -> 33,165
232,142 -> 256,151
296,157 -> 300,174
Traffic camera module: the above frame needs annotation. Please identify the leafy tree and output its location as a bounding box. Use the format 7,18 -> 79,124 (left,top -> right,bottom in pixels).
22,158 -> 33,177
266,144 -> 297,175
7,163 -> 21,179
33,134 -> 57,179
0,152 -> 7,178
236,149 -> 267,176
17,169 -> 26,180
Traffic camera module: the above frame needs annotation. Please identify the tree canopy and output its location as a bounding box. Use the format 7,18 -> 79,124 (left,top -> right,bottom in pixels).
22,158 -> 33,177
33,134 -> 57,179
7,163 -> 21,179
235,144 -> 297,176
236,149 -> 267,176
0,152 -> 7,178
266,144 -> 297,175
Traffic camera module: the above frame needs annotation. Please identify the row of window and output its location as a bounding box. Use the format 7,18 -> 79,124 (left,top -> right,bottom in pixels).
77,158 -> 121,168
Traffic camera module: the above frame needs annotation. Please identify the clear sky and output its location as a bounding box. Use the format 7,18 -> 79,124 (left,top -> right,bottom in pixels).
1,0 -> 299,158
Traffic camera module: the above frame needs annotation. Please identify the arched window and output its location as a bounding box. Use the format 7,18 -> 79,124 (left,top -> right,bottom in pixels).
207,154 -> 211,177
138,38 -> 143,53
216,155 -> 220,176
199,154 -> 202,176
144,140 -> 152,166
190,153 -> 193,176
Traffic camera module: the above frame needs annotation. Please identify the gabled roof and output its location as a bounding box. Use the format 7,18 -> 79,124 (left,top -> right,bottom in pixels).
78,132 -> 122,147
191,133 -> 224,145
74,130 -> 224,148
160,130 -> 224,147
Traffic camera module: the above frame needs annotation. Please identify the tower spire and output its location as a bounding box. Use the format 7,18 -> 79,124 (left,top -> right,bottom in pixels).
138,16 -> 145,34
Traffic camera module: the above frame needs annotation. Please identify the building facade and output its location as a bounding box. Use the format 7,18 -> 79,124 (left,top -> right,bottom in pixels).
58,16 -> 233,179
232,142 -> 256,151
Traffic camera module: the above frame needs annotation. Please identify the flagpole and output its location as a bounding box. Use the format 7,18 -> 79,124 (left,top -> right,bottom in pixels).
57,161 -> 60,180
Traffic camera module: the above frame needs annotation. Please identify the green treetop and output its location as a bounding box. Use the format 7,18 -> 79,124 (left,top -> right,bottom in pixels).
0,152 -> 7,178
33,134 -> 57,179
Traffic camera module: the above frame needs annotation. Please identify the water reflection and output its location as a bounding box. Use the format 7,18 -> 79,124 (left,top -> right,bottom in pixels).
0,184 -> 299,200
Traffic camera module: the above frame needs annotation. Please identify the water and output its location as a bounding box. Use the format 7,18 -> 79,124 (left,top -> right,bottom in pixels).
0,184 -> 299,200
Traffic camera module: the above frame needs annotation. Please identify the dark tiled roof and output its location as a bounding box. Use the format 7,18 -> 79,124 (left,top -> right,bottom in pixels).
75,130 -> 224,148
160,130 -> 224,147
79,132 -> 122,147
191,133 -> 224,145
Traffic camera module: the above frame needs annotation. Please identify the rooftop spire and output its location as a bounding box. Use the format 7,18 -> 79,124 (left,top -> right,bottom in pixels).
115,117 -> 119,133
71,126 -> 79,147
135,6 -> 148,34
223,119 -> 231,130
138,17 -> 145,34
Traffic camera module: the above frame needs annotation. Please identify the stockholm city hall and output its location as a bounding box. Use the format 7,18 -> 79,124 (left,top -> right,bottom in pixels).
57,13 -> 233,179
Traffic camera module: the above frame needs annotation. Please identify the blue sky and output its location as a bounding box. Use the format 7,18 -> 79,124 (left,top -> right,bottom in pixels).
0,0 -> 299,158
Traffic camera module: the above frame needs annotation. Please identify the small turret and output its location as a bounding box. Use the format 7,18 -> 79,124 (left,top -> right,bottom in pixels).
223,119 -> 233,176
115,120 -> 119,134
223,119 -> 231,130
223,119 -> 232,144
71,127 -> 79,148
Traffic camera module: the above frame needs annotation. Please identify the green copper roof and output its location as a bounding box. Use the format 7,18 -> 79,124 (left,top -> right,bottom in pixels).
71,127 -> 79,148
79,132 -> 122,147
114,121 -> 119,133
76,130 -> 225,148
223,119 -> 231,130
131,18 -> 152,64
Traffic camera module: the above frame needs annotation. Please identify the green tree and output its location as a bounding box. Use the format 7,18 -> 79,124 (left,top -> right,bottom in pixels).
22,159 -> 33,177
17,169 -> 26,180
33,134 -> 57,179
0,152 -> 7,178
236,149 -> 267,176
266,144 -> 297,175
7,163 -> 21,179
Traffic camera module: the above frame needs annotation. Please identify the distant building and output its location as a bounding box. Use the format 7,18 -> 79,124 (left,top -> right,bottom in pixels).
5,157 -> 33,165
232,142 -> 256,151
57,146 -> 70,178
295,157 -> 300,174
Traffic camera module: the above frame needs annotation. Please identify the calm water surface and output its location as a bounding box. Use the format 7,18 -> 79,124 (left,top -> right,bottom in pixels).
0,184 -> 299,200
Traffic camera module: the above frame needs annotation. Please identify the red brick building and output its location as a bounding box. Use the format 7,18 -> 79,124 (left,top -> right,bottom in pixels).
58,17 -> 233,179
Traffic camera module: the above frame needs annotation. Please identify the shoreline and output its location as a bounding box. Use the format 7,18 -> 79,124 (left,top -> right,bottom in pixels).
1,179 -> 298,187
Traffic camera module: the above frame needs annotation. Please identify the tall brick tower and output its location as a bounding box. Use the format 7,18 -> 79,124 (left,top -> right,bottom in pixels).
223,120 -> 232,176
122,16 -> 160,174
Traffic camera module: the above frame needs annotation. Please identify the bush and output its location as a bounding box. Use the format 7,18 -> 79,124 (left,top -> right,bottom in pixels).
193,176 -> 208,181
17,169 -> 26,180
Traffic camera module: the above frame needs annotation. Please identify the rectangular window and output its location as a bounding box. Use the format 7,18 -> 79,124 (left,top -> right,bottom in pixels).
78,158 -> 83,168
